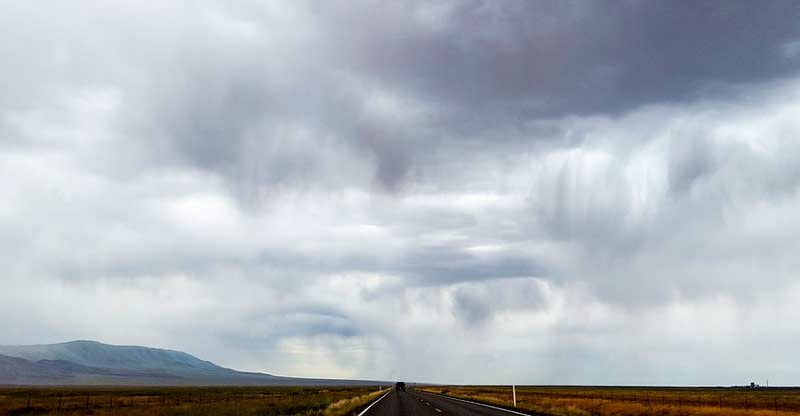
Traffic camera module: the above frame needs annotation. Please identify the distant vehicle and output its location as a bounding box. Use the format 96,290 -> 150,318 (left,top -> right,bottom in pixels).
395,382 -> 406,391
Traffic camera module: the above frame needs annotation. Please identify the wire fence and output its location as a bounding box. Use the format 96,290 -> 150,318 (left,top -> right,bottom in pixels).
429,386 -> 800,414
0,386 -> 383,414
6,391 -> 284,412
517,389 -> 797,411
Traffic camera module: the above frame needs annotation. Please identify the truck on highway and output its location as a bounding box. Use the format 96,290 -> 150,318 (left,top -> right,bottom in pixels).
395,382 -> 405,392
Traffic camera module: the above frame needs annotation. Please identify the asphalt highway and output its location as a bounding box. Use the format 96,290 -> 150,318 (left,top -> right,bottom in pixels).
361,389 -> 539,416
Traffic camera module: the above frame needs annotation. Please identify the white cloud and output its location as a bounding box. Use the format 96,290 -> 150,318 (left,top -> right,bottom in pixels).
2,0 -> 800,385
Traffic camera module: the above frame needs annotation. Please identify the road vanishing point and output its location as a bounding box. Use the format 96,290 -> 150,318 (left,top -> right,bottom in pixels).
360,390 -> 539,416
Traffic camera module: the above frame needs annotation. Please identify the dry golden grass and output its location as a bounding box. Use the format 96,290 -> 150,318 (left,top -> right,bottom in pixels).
0,386 -> 389,416
420,385 -> 800,416
320,389 -> 386,416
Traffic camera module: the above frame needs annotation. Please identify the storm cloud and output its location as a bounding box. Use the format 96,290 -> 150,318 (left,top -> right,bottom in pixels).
2,0 -> 800,384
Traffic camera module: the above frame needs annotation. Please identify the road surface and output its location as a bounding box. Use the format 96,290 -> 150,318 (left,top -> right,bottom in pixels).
361,390 -> 540,416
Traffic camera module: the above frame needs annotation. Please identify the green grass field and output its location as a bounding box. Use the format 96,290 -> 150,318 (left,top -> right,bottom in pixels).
0,386 -> 387,416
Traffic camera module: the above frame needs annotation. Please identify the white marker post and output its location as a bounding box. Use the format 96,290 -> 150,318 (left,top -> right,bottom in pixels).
512,385 -> 516,407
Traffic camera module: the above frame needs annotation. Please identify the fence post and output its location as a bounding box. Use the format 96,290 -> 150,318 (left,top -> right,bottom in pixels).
58,394 -> 63,411
27,394 -> 31,409
512,385 -> 516,407
86,394 -> 90,408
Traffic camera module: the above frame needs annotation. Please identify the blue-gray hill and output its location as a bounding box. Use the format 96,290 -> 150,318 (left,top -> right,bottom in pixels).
0,341 -> 380,386
0,340 -> 225,375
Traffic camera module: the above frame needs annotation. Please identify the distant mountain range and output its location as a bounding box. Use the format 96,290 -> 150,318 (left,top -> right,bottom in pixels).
0,340 -> 379,386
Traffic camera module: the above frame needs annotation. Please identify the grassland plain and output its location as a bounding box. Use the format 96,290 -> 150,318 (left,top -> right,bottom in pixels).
419,385 -> 800,416
0,386 -> 388,416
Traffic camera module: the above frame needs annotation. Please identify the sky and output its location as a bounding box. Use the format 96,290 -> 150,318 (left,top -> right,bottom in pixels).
2,0 -> 800,386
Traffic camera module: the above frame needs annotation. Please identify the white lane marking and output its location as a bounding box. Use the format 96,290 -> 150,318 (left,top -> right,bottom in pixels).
357,390 -> 392,416
423,393 -> 533,416
435,408 -> 442,413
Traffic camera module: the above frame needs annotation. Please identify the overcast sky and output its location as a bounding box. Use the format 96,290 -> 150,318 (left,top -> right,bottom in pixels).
3,0 -> 800,385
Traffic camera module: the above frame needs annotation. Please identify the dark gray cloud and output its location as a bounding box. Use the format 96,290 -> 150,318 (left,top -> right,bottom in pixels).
2,0 -> 800,385
317,1 -> 800,119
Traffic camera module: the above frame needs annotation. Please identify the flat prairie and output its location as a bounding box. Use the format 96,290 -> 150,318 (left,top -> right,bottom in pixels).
0,385 -> 387,416
420,385 -> 800,416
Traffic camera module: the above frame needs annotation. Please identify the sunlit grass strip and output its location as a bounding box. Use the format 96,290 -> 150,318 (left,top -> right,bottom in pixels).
320,388 -> 390,416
